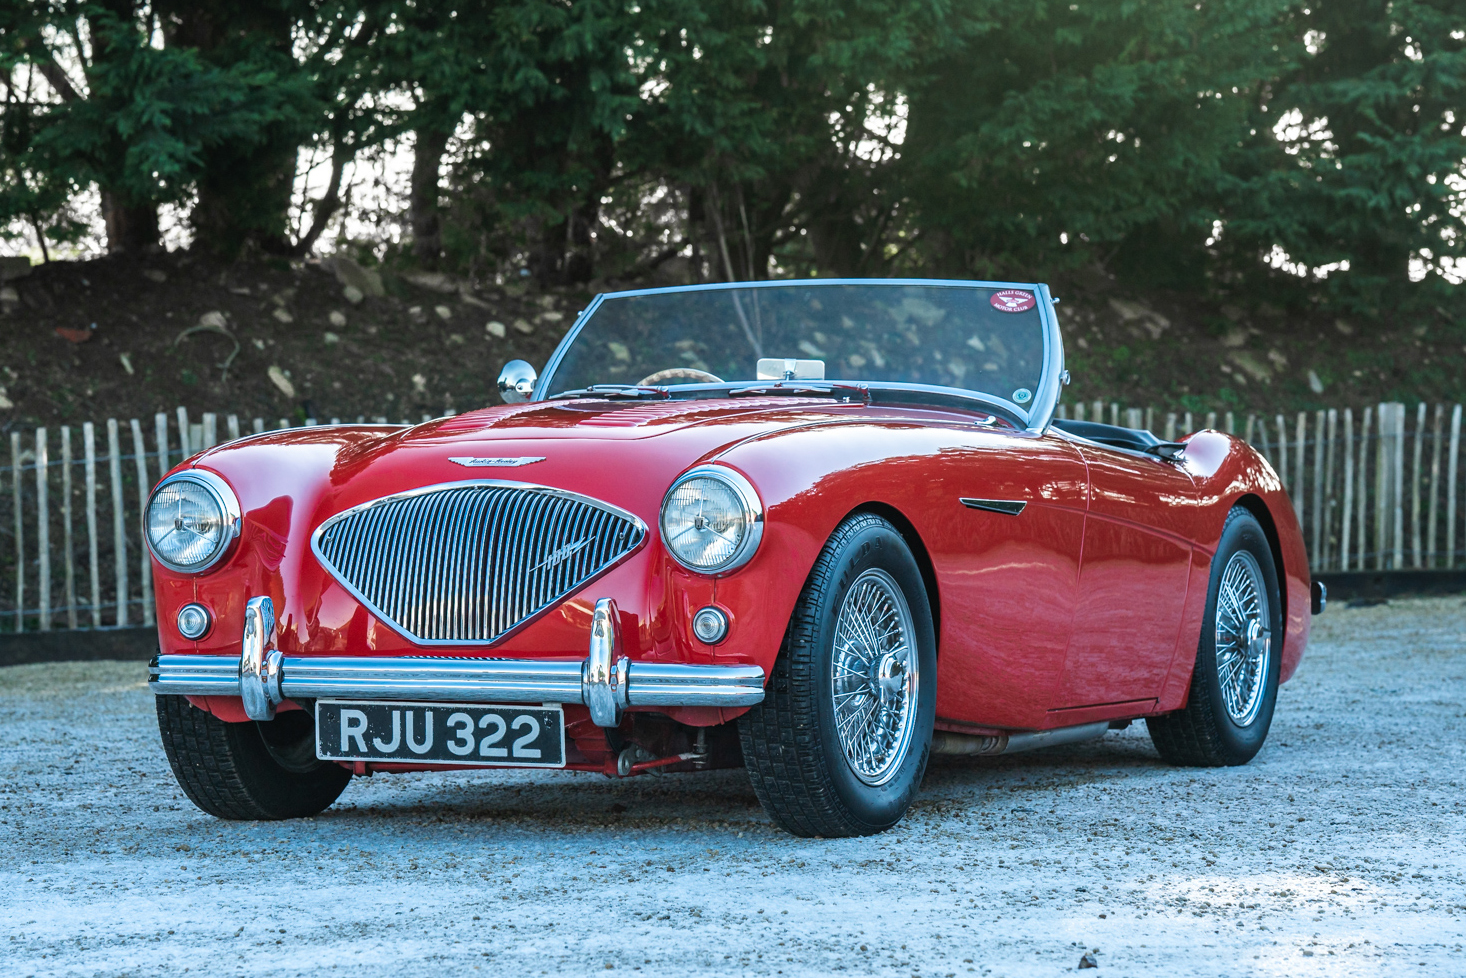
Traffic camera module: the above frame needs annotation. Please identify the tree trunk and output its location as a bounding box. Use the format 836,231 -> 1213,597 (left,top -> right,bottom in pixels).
563,133 -> 615,284
167,3 -> 297,258
88,2 -> 159,254
101,192 -> 159,254
410,123 -> 452,268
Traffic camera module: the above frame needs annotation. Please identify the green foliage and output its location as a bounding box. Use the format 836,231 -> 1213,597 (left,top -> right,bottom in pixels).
0,0 -> 1460,309
902,0 -> 1296,279
56,19 -> 307,207
1218,0 -> 1466,305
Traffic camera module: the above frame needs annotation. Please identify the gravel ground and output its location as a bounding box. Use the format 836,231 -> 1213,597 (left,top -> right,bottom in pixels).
4,597 -> 1465,977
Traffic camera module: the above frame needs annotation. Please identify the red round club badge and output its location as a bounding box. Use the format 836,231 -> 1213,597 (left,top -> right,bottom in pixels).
990,289 -> 1037,313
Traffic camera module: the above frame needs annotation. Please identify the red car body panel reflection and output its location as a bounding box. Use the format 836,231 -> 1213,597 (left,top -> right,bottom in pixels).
154,398 -> 1311,739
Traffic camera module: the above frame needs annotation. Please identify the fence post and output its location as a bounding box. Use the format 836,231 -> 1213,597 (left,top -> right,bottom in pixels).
252,418 -> 264,434
1341,409 -> 1354,572
1374,403 -> 1390,568
176,406 -> 191,457
130,419 -> 154,626
1125,407 -> 1142,430
154,412 -> 170,483
1319,410 -> 1331,565
1165,413 -> 1177,442
202,413 -> 217,450
83,422 -> 100,627
226,414 -> 240,441
1144,406 -> 1154,434
11,431 -> 23,632
35,429 -> 49,631
1206,411 -> 1217,431
1354,407 -> 1366,574
1393,403 -> 1406,570
107,420 -> 128,627
1275,415 -> 1288,492
1449,405 -> 1462,569
1427,404 -> 1444,567
1294,413 -> 1307,539
60,426 -> 77,629
1410,402 -> 1425,568
1326,409 -> 1339,569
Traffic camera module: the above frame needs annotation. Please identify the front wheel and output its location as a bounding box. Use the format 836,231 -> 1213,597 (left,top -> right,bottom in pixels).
157,695 -> 352,820
740,513 -> 936,837
1147,506 -> 1283,766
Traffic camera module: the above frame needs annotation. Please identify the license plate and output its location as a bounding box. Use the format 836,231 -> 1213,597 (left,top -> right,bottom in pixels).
315,700 -> 566,767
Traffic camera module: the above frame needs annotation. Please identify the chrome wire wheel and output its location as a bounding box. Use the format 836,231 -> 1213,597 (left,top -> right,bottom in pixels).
1215,550 -> 1272,726
830,568 -> 919,786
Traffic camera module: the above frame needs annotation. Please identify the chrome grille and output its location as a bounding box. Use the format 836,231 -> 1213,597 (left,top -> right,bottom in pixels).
312,482 -> 646,645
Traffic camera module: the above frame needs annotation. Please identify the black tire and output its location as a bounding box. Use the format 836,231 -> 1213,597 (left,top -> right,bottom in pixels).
1147,507 -> 1283,766
740,513 -> 937,837
156,695 -> 352,820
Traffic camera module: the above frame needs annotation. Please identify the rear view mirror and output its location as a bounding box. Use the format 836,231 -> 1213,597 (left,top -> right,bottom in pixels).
497,360 -> 538,403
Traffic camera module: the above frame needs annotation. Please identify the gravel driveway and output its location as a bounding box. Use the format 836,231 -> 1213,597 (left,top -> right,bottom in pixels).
4,597 -> 1464,977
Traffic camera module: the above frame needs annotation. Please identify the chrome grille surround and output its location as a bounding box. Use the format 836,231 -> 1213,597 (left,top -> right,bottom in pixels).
311,481 -> 647,646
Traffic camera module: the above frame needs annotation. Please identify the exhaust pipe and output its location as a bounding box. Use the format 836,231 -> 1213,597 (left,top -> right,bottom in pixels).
931,720 -> 1110,756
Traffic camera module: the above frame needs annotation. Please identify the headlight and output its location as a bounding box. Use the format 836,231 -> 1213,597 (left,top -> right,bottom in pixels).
660,466 -> 763,574
145,470 -> 241,573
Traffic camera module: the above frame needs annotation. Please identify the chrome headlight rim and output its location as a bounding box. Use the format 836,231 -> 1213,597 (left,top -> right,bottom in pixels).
660,464 -> 764,575
145,469 -> 242,575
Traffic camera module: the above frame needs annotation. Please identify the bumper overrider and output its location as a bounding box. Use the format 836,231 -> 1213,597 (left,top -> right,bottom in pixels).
150,596 -> 766,727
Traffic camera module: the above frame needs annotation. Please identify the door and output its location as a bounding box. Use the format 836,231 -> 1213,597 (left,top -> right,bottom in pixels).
1053,440 -> 1196,711
931,428 -> 1090,730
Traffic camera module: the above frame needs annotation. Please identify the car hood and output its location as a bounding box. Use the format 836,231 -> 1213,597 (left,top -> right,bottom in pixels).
191,396 -> 864,523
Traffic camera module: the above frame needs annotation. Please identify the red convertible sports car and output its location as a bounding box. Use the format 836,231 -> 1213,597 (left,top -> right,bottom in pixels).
147,279 -> 1318,837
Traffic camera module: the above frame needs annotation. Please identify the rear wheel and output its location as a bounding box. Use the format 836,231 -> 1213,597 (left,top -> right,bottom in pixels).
156,695 -> 351,820
740,513 -> 936,837
1147,507 -> 1283,766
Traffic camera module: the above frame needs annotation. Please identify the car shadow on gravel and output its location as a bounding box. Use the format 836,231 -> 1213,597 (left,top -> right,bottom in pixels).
302,732 -> 1171,834
313,767 -> 770,832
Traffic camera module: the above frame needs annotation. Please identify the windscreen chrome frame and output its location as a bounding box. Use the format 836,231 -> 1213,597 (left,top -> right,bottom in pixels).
534,278 -> 1063,434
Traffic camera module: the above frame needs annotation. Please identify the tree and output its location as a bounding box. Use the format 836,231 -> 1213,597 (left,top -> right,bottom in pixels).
899,0 -> 1295,286
627,0 -> 953,280
1,0 -> 321,256
1218,0 -> 1466,304
155,1 -> 319,256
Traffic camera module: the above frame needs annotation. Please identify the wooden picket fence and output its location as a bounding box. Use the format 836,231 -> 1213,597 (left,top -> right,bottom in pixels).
0,399 -> 1462,634
0,407 -> 453,635
1055,400 -> 1465,573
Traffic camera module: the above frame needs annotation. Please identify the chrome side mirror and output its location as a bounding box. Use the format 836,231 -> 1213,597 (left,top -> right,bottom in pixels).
497,360 -> 537,404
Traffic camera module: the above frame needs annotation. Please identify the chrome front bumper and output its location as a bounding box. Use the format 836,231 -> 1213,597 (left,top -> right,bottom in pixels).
149,596 -> 765,727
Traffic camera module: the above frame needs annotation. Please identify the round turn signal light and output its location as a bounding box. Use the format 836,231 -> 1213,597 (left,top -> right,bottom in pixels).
691,606 -> 729,645
177,603 -> 212,640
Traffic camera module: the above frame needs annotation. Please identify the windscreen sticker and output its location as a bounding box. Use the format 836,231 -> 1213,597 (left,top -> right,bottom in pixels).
1012,388 -> 1032,404
990,290 -> 1037,313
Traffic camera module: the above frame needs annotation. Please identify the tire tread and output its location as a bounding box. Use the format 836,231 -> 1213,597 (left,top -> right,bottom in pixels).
1147,506 -> 1277,767
740,513 -> 904,838
156,695 -> 349,820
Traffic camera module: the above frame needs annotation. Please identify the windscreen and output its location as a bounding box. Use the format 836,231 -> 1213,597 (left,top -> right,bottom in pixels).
543,283 -> 1047,410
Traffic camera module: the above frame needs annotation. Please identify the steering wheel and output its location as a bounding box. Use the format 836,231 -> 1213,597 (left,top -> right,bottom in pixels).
636,367 -> 724,386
